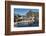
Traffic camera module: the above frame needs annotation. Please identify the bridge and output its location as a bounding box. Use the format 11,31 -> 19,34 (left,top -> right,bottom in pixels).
14,17 -> 35,25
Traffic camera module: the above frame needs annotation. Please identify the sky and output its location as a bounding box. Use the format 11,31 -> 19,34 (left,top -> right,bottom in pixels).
14,8 -> 39,15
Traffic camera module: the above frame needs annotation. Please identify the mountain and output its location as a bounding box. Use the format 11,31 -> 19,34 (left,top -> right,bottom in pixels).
26,10 -> 39,17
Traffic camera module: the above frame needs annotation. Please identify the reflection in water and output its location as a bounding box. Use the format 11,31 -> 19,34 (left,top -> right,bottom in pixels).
14,20 -> 39,27
14,17 -> 39,27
